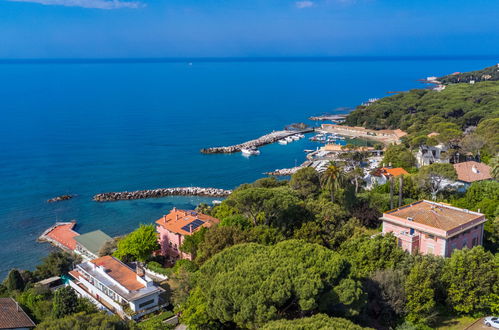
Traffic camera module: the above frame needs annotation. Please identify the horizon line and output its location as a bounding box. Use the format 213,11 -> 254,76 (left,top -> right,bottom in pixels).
0,55 -> 498,64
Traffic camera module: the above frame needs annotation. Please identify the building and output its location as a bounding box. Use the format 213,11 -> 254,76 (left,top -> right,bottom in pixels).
68,256 -> 164,320
453,161 -> 492,190
74,230 -> 113,260
381,200 -> 486,257
364,167 -> 409,190
156,208 -> 220,260
0,298 -> 36,329
416,144 -> 449,167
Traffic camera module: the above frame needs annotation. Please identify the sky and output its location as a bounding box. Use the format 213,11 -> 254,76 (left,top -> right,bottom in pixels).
1,0 -> 499,58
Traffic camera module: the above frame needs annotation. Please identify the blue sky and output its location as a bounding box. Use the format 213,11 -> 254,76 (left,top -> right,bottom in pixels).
1,0 -> 499,58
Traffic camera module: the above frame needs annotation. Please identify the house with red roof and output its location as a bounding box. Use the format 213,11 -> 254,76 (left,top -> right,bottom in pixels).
381,200 -> 486,257
0,298 -> 36,329
364,167 -> 409,190
68,255 -> 164,320
156,208 -> 219,261
453,161 -> 492,190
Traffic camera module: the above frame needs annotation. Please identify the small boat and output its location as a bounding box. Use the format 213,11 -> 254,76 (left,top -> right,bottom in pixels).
279,139 -> 288,145
297,134 -> 305,138
285,137 -> 294,143
241,147 -> 260,156
304,149 -> 314,153
212,200 -> 222,205
291,135 -> 300,141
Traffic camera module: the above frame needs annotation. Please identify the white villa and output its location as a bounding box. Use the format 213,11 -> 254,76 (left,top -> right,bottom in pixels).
68,255 -> 165,320
416,144 -> 449,168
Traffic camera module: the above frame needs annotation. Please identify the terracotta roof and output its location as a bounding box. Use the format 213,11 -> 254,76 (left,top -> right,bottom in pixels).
90,256 -> 145,291
453,161 -> 492,183
427,132 -> 440,137
372,167 -> 409,177
386,200 -> 483,231
0,298 -> 36,329
45,223 -> 79,250
156,208 -> 219,236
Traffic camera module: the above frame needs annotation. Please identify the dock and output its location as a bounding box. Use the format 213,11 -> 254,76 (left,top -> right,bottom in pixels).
38,221 -> 79,252
200,128 -> 314,154
308,114 -> 347,122
93,186 -> 232,202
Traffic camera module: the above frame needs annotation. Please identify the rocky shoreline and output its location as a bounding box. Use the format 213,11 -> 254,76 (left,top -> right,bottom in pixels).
200,128 -> 314,154
47,195 -> 74,203
93,187 -> 232,202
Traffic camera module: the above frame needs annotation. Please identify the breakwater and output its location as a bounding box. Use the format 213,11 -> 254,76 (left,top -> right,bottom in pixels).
93,187 -> 232,202
200,128 -> 314,154
47,195 -> 73,203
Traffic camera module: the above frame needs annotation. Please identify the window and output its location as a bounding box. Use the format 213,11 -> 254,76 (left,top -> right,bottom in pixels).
138,299 -> 155,308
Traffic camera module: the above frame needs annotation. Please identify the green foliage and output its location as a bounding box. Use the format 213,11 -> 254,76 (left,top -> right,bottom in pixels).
476,118 -> 499,154
179,227 -> 206,257
138,311 -> 175,330
340,234 -> 409,278
382,144 -> 417,170
183,240 -> 353,328
289,167 -> 321,198
252,176 -> 288,188
36,311 -> 131,329
4,269 -> 25,291
194,225 -> 250,264
52,286 -> 80,318
17,287 -> 53,322
114,224 -> 159,262
345,81 -> 499,134
321,162 -> 344,203
442,247 -> 498,315
33,251 -> 77,280
454,180 -> 499,212
262,314 -> 367,330
146,261 -> 170,276
416,163 -> 457,197
219,214 -> 252,229
405,257 -> 443,325
439,65 -> 499,84
227,186 -> 307,229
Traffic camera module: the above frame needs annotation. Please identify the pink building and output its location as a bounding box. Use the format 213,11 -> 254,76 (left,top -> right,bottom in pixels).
381,200 -> 486,257
155,208 -> 219,261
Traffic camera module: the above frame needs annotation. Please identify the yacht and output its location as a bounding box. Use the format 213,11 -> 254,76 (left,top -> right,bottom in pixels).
291,135 -> 300,141
279,139 -> 288,145
241,146 -> 260,156
285,136 -> 294,143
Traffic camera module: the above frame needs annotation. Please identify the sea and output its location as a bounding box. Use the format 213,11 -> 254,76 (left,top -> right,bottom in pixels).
0,56 -> 496,278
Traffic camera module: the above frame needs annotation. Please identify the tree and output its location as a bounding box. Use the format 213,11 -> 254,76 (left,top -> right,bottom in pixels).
99,238 -> 118,257
321,162 -> 344,203
405,257 -> 443,325
416,163 -> 457,198
262,314 -> 365,330
289,167 -> 321,198
228,187 -> 306,229
37,312 -> 131,330
182,240 -> 352,329
4,269 -> 25,291
442,247 -> 498,315
52,286 -> 79,318
382,144 -> 416,169
114,224 -> 160,262
179,227 -> 207,259
195,226 -> 250,264
33,251 -> 77,280
490,155 -> 499,180
459,133 -> 486,160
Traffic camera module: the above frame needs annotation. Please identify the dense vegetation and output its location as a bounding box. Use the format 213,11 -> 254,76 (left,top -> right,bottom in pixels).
438,64 -> 499,84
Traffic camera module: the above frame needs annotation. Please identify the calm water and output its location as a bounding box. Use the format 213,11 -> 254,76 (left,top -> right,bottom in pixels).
0,57 -> 495,277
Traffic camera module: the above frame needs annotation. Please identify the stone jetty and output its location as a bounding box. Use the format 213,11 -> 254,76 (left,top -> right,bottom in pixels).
93,187 -> 232,202
264,166 -> 304,176
47,195 -> 74,203
201,128 -> 314,154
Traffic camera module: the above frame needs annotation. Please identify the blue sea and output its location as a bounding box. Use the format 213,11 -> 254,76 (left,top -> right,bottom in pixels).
0,57 -> 496,278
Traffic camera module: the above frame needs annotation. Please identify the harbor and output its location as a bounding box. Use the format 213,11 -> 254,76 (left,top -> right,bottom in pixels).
200,128 -> 314,154
93,186 -> 232,202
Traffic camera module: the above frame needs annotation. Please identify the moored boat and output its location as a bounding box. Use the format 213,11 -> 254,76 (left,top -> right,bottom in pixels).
241,146 -> 261,156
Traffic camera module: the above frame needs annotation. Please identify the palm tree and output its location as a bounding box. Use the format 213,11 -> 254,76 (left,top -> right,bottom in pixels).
321,162 -> 343,203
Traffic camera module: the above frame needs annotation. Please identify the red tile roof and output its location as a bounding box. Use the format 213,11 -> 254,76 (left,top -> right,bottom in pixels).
90,256 -> 145,291
0,298 -> 36,329
45,223 -> 79,250
156,208 -> 219,236
372,167 -> 409,177
385,200 -> 483,231
453,161 -> 492,183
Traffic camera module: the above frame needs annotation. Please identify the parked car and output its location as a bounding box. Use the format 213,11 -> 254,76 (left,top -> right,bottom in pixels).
484,316 -> 499,328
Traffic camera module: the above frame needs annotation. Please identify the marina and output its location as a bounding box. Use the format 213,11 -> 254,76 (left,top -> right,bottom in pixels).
200,128 -> 313,154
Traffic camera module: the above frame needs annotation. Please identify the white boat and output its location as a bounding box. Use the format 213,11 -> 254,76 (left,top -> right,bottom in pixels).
285,137 -> 294,143
291,135 -> 300,141
279,139 -> 288,145
297,134 -> 305,138
241,147 -> 260,156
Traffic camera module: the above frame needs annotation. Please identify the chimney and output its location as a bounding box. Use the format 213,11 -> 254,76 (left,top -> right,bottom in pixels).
472,165 -> 479,174
16,301 -> 20,312
189,224 -> 193,233
136,263 -> 145,277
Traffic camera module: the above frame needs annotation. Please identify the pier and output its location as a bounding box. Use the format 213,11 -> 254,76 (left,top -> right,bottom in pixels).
38,221 -> 79,252
200,128 -> 314,154
308,114 -> 347,122
93,187 -> 232,202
